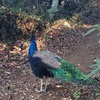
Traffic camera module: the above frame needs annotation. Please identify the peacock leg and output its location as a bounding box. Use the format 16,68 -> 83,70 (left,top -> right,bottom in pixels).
45,79 -> 48,90
46,78 -> 51,85
35,79 -> 46,92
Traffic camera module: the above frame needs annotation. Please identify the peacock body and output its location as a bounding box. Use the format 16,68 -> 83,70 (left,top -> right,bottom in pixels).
28,35 -> 91,92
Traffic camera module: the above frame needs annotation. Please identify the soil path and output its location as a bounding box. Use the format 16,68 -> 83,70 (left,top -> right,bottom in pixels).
65,32 -> 100,73
46,30 -> 100,74
0,27 -> 100,100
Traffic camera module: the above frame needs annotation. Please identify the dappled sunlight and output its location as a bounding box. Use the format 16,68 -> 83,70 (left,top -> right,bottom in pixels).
0,43 -> 7,52
9,41 -> 30,56
52,19 -> 72,29
0,40 -> 29,77
45,19 -> 78,36
10,46 -> 21,54
51,19 -> 76,29
36,37 -> 45,50
80,24 -> 92,29
16,17 -> 36,33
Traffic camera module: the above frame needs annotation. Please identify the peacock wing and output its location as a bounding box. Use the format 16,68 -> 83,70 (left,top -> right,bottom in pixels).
33,50 -> 61,70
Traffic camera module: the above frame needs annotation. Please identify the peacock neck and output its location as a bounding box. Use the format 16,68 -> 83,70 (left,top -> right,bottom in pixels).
29,35 -> 37,56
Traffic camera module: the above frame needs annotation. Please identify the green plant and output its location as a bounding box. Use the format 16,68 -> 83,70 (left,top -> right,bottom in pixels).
83,24 -> 100,80
84,58 -> 100,80
83,23 -> 100,43
73,90 -> 81,100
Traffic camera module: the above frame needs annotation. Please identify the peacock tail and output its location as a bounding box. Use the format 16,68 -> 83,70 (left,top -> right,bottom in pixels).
51,58 -> 87,83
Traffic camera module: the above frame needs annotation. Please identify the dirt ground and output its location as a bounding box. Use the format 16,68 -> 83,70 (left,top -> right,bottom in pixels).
0,8 -> 100,99
46,28 -> 100,74
0,24 -> 100,100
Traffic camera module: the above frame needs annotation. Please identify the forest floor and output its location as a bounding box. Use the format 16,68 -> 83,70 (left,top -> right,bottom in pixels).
0,24 -> 100,100
0,11 -> 100,100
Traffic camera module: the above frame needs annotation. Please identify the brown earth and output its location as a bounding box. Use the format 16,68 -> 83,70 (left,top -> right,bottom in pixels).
0,6 -> 100,99
46,28 -> 100,74
0,24 -> 100,100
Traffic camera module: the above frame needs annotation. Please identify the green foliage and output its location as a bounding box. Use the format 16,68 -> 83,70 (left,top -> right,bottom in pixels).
0,7 -> 45,41
85,24 -> 100,35
83,27 -> 97,36
77,0 -> 99,22
0,7 -> 22,41
73,90 -> 81,100
84,67 -> 100,80
83,23 -> 100,43
84,58 -> 100,80
91,58 -> 100,67
83,24 -> 100,80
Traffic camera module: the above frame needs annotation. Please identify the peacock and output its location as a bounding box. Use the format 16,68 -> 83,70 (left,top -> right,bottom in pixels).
28,35 -> 89,92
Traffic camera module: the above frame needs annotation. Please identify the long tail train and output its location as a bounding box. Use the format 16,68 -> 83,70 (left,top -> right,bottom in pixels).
51,58 -> 94,84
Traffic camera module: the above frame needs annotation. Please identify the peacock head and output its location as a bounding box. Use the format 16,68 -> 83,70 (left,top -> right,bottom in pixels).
31,35 -> 34,40
29,34 -> 37,56
30,35 -> 35,41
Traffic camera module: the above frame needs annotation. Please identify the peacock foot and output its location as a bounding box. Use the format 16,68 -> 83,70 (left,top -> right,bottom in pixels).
35,87 -> 47,93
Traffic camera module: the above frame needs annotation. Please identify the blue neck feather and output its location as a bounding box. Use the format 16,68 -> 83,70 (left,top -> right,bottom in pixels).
28,35 -> 37,57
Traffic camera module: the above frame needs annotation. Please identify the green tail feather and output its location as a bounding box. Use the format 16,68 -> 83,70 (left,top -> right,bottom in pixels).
51,58 -> 94,84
